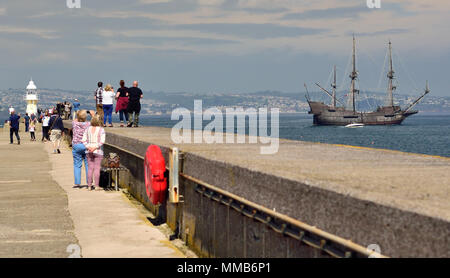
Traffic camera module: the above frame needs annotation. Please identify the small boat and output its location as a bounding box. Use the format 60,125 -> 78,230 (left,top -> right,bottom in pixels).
345,123 -> 365,128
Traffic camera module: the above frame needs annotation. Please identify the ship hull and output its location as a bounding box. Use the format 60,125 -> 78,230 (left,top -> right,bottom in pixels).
308,101 -> 417,126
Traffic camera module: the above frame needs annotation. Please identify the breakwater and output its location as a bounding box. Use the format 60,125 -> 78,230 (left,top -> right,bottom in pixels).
64,121 -> 450,257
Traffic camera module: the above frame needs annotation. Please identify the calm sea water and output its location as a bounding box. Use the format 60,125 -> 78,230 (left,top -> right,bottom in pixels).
138,113 -> 450,157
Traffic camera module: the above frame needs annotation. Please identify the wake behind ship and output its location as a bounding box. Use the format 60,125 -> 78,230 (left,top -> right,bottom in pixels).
307,37 -> 430,126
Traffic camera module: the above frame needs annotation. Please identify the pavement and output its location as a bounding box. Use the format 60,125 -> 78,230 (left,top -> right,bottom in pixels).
0,127 -> 190,258
0,128 -> 77,257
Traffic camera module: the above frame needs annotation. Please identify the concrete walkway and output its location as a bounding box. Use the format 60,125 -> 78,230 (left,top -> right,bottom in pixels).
0,128 -> 188,258
0,129 -> 77,257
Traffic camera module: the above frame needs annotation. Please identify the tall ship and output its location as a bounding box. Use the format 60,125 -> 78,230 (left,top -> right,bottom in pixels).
306,36 -> 430,126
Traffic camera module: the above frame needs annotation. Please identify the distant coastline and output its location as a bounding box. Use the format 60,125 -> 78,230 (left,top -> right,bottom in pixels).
2,88 -> 450,117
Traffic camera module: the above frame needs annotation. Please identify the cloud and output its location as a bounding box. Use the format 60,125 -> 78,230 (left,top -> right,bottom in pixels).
281,5 -> 373,20
31,52 -> 71,63
353,28 -> 410,37
85,41 -> 194,54
280,1 -> 418,21
0,25 -> 58,39
174,23 -> 326,39
380,2 -> 417,17
137,0 -> 199,13
98,29 -> 239,45
139,0 -> 172,3
221,0 -> 288,14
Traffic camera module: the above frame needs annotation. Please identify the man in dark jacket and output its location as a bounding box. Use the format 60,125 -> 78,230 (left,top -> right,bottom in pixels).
127,81 -> 143,127
37,108 -> 42,123
8,110 -> 21,145
48,110 -> 65,154
56,102 -> 62,116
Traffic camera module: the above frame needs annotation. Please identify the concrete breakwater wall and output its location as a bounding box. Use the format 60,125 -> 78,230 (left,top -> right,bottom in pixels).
64,122 -> 450,257
103,133 -> 354,258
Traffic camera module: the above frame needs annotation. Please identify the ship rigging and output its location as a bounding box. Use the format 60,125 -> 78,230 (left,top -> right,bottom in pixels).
306,36 -> 430,126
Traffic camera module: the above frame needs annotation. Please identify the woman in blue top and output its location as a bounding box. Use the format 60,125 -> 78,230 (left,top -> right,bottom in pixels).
72,99 -> 81,119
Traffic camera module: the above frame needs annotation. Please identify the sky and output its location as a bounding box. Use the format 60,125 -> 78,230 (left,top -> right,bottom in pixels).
0,0 -> 449,96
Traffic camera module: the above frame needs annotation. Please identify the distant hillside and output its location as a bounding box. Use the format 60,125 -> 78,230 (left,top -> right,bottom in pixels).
1,88 -> 449,121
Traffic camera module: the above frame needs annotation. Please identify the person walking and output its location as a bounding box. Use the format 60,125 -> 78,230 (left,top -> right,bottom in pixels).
56,102 -> 63,117
29,114 -> 37,141
72,110 -> 95,188
72,99 -> 80,119
37,107 -> 42,122
95,82 -> 104,126
102,84 -> 115,127
41,110 -> 51,141
64,102 -> 71,120
8,109 -> 21,145
82,115 -> 105,191
127,81 -> 143,127
115,80 -> 129,127
24,113 -> 30,132
48,110 -> 64,154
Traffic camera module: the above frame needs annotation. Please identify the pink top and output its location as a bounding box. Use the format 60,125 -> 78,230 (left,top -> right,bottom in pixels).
72,121 -> 90,145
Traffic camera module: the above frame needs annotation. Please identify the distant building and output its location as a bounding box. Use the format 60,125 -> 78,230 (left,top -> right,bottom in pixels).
25,79 -> 39,115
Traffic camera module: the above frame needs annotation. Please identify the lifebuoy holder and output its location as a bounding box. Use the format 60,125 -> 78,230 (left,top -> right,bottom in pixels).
144,145 -> 167,205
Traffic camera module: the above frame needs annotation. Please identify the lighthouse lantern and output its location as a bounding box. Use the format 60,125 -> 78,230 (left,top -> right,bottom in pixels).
25,79 -> 39,116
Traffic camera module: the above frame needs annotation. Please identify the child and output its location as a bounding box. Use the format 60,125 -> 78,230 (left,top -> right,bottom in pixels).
82,115 -> 106,191
29,117 -> 36,141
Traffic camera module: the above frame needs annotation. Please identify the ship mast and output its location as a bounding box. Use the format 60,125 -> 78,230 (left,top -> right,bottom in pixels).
349,35 -> 358,113
387,40 -> 396,107
332,65 -> 337,109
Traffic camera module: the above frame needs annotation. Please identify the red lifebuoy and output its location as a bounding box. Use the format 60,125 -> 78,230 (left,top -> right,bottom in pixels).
144,145 -> 167,205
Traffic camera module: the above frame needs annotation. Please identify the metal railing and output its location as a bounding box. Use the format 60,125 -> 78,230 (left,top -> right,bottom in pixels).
103,140 -> 388,258
182,173 -> 387,258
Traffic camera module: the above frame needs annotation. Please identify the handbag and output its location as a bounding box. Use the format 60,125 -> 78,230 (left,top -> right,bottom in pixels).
107,153 -> 120,168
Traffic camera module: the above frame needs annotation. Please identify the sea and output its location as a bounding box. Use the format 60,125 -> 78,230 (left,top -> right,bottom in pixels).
1,112 -> 448,157
138,113 -> 450,158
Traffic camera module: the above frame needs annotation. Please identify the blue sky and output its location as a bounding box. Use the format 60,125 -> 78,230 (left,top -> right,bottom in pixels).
0,0 -> 449,96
